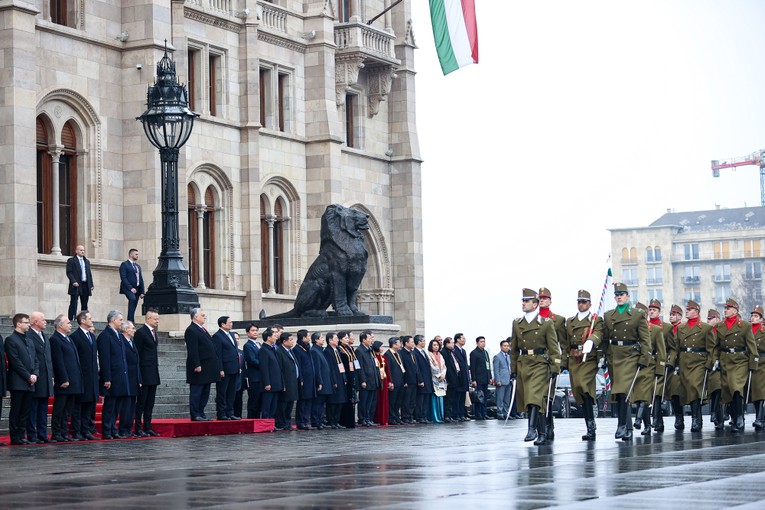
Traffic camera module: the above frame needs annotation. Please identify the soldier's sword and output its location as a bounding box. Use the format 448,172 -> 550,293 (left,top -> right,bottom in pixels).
504,380 -> 517,427
746,369 -> 753,409
660,365 -> 670,401
546,374 -> 557,417
648,375 -> 659,412
700,369 -> 709,402
625,366 -> 641,403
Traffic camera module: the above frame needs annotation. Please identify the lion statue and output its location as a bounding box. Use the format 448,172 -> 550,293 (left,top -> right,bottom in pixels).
269,204 -> 369,318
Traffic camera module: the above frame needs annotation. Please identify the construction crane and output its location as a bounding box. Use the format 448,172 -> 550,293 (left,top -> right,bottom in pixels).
711,149 -> 765,206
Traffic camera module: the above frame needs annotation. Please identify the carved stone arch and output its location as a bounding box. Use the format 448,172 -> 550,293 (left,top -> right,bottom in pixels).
261,176 -> 302,294
351,204 -> 394,316
36,89 -> 103,251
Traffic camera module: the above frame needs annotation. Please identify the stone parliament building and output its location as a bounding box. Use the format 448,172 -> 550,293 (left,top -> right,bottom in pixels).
0,0 -> 424,334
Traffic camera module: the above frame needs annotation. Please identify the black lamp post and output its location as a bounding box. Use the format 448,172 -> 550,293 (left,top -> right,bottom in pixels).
137,43 -> 200,315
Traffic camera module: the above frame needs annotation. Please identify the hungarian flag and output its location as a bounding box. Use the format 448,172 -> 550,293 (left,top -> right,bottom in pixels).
595,265 -> 615,401
429,0 -> 479,75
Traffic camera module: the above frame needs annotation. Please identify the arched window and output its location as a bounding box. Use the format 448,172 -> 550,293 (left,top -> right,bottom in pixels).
36,117 -> 78,255
646,245 -> 662,263
260,194 -> 285,294
187,184 -> 216,289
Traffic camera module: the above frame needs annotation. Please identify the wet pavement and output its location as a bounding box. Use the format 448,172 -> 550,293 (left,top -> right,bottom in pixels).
2,417 -> 765,509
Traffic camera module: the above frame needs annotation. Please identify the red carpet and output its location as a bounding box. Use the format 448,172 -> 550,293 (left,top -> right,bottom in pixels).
0,418 -> 275,445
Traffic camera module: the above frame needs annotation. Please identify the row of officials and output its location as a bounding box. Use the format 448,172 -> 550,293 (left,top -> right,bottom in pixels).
0,309 -> 161,445
509,285 -> 765,446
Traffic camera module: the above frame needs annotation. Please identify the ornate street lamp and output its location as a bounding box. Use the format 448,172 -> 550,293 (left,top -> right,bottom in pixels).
137,43 -> 200,315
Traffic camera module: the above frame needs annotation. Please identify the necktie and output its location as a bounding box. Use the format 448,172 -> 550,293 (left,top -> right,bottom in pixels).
80,257 -> 86,280
287,348 -> 299,377
133,263 -> 139,282
151,328 -> 157,343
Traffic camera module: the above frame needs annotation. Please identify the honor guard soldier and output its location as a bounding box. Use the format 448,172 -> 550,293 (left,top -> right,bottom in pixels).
668,300 -> 715,432
665,304 -> 687,430
749,306 -> 765,431
631,302 -> 663,436
705,309 -> 724,430
603,283 -> 651,441
564,289 -> 604,441
716,298 -> 757,433
510,288 -> 561,446
647,299 -> 669,432
537,287 -> 567,441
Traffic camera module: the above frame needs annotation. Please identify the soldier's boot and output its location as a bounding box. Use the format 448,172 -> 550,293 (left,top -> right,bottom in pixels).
582,394 -> 596,441
710,390 -> 724,430
533,411 -> 549,446
545,411 -> 555,441
653,396 -> 665,432
634,402 -> 644,430
733,393 -> 745,433
641,402 -> 652,436
615,396 -> 627,439
754,401 -> 765,431
690,399 -> 702,432
524,406 -> 539,442
672,396 -> 685,430
623,399 -> 634,441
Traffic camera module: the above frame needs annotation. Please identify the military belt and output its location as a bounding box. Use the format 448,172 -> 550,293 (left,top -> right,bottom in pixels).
683,347 -> 707,353
610,340 -> 638,346
518,348 -> 546,356
571,345 -> 584,351
722,347 -> 746,353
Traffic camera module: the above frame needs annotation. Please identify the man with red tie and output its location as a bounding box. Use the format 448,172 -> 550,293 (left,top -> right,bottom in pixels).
134,309 -> 161,436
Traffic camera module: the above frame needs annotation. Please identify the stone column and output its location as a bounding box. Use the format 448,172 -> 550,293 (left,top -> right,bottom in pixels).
265,215 -> 276,294
195,206 -> 206,289
384,0 -> 392,30
49,147 -> 63,255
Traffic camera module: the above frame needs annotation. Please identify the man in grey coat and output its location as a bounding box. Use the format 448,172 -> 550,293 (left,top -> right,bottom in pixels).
493,339 -> 513,420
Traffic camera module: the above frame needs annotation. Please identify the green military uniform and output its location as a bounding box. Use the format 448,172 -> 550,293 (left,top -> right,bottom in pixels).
603,283 -> 651,441
671,320 -> 716,404
715,298 -> 758,432
749,306 -> 765,430
646,316 -> 668,432
630,303 -> 660,435
510,314 -> 561,412
663,304 -> 687,430
564,311 -> 604,404
706,309 -> 724,430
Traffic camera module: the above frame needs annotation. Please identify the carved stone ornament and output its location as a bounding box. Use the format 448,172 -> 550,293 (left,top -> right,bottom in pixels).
335,55 -> 365,106
367,67 -> 397,117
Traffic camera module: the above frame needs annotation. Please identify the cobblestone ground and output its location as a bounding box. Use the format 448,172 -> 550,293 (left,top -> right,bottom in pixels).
1,417 -> 765,509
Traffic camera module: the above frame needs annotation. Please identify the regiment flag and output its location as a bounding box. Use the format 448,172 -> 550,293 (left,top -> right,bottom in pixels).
429,0 -> 479,75
595,264 -> 615,401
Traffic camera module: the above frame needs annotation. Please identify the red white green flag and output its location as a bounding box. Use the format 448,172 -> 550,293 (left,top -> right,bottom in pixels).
429,0 -> 479,75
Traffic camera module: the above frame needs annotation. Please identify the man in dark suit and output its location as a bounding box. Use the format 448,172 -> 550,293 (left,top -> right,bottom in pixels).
66,245 -> 95,320
453,333 -> 471,421
355,330 -> 381,427
442,337 -> 460,422
184,308 -> 224,421
26,311 -> 54,443
5,313 -> 38,445
469,336 -> 494,420
70,311 -> 100,440
134,309 -> 161,436
310,333 -> 331,429
292,329 -> 317,430
400,335 -> 421,424
258,327 -> 282,420
119,248 -> 145,322
119,321 -> 142,437
97,310 -> 129,439
323,333 -> 347,428
50,314 -> 83,442
276,332 -> 299,430
243,324 -> 262,418
213,315 -> 240,420
385,336 -> 405,425
414,334 -> 434,423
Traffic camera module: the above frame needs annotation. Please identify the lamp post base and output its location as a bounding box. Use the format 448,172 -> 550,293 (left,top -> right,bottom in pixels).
142,256 -> 200,316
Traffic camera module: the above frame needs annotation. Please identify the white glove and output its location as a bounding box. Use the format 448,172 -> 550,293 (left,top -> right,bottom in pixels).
582,339 -> 594,354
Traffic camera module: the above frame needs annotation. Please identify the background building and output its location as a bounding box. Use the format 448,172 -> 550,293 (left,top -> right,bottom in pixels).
610,206 -> 765,316
0,0 -> 424,333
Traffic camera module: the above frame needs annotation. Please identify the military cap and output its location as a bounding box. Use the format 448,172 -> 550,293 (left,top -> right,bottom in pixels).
538,287 -> 552,298
613,282 -> 628,294
707,309 -> 720,319
577,289 -> 591,302
752,305 -> 764,318
725,298 -> 739,310
635,302 -> 648,313
670,304 -> 683,315
648,299 -> 662,310
522,288 -> 538,300
686,300 -> 700,311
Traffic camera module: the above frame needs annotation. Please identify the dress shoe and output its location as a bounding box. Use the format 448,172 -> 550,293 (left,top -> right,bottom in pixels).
135,430 -> 148,437
71,434 -> 83,441
83,433 -> 97,440
11,439 -> 31,445
146,430 -> 161,437
112,434 -> 126,439
0,442 -> 6,446
51,435 -> 67,443
101,435 -> 113,440
297,425 -> 312,430
217,417 -> 230,421
39,437 -> 56,443
368,421 -> 379,427
229,416 -> 241,420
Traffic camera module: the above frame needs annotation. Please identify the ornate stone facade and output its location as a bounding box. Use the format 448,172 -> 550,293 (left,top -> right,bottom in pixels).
0,0 -> 424,333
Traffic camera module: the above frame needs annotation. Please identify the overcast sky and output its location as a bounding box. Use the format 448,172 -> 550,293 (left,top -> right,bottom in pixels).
409,0 -> 765,349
